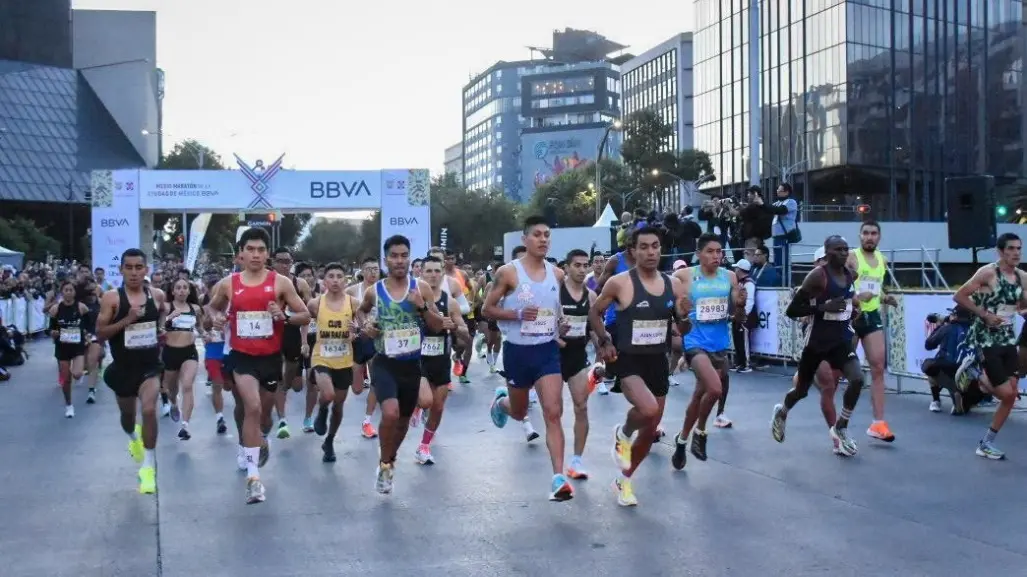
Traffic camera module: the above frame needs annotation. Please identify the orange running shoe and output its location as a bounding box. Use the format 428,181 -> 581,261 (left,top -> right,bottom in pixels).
453,359 -> 466,377
361,421 -> 378,439
866,421 -> 895,442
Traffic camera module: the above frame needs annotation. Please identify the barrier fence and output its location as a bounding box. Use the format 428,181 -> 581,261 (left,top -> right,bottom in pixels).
0,297 -> 49,336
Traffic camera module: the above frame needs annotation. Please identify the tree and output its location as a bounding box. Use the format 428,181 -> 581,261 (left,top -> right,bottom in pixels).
528,158 -> 639,225
297,218 -> 372,265
619,110 -> 716,210
0,216 -> 61,261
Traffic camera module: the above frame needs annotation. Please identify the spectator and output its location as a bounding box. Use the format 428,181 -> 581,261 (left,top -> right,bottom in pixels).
737,186 -> 775,259
674,206 -> 704,264
770,183 -> 801,284
749,244 -> 781,287
731,259 -> 757,373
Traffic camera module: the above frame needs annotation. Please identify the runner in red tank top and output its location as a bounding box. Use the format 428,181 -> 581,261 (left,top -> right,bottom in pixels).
205,228 -> 309,505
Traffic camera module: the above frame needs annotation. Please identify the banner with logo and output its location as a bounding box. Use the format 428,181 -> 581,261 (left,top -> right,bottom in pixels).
380,169 -> 431,267
90,169 -> 141,288
750,289 -> 784,356
185,213 -> 212,272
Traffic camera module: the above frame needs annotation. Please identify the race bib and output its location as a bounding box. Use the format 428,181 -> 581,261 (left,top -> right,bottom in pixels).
823,301 -> 853,322
171,315 -> 196,330
384,327 -> 420,356
319,339 -> 350,358
859,277 -> 882,296
696,296 -> 729,322
421,336 -> 445,356
631,319 -> 667,345
236,311 -> 273,339
125,321 -> 158,349
564,315 -> 587,338
520,308 -> 556,337
59,327 -> 81,344
996,304 -> 1017,324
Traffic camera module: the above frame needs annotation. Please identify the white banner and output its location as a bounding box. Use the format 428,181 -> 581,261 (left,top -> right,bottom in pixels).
185,213 -> 212,272
750,289 -> 780,355
380,169 -> 431,267
90,169 -> 141,288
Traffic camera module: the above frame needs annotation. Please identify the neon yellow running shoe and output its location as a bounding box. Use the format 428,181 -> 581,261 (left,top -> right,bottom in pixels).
138,466 -> 156,494
128,425 -> 144,464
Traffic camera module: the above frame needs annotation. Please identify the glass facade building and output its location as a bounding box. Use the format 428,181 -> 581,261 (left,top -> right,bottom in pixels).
693,0 -> 1025,221
622,33 -> 695,151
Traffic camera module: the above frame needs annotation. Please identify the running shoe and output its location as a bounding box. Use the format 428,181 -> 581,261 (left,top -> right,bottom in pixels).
169,404 -> 180,422
375,462 -> 394,494
453,359 -> 466,377
714,414 -> 732,428
138,466 -> 156,495
612,477 -> 638,507
177,425 -> 191,441
976,440 -> 1005,460
302,417 -> 315,433
522,419 -> 540,442
409,408 -> 422,429
216,416 -> 228,435
671,434 -> 688,470
548,474 -> 573,501
771,403 -> 787,443
829,426 -> 858,456
361,421 -> 378,439
566,456 -> 588,480
458,375 -> 470,384
86,389 -> 96,404
928,400 -> 942,413
246,476 -> 266,504
322,440 -> 336,463
612,425 -> 632,471
690,430 -> 708,461
276,421 -> 291,439
866,421 -> 895,442
127,425 -> 144,463
415,444 -> 434,465
64,405 -> 74,418
258,439 -> 270,467
490,387 -> 509,428
314,405 -> 329,436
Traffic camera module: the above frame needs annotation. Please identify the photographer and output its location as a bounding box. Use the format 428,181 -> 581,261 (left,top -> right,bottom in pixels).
699,197 -> 735,251
922,306 -> 972,414
736,186 -> 775,260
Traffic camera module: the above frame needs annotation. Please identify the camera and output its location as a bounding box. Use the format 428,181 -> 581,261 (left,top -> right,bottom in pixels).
926,312 -> 949,324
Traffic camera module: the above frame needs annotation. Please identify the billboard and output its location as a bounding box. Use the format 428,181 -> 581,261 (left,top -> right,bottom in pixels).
521,128 -> 609,189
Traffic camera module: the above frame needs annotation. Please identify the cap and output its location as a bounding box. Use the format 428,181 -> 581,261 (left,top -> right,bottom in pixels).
486,264 -> 493,272
734,259 -> 753,272
673,259 -> 688,270
813,247 -> 826,262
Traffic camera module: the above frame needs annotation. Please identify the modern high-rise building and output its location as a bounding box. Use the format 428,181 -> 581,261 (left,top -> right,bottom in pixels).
0,0 -> 73,68
443,142 -> 462,184
461,28 -> 631,202
622,33 -> 695,151
692,0 -> 1025,222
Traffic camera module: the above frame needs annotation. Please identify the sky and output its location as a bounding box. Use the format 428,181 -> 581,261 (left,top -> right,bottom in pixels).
73,0 -> 693,219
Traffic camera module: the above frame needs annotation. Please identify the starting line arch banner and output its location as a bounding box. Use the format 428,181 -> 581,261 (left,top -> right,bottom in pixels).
90,163 -> 430,286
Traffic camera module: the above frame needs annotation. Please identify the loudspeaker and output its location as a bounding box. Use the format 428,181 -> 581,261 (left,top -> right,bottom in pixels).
946,176 -> 996,249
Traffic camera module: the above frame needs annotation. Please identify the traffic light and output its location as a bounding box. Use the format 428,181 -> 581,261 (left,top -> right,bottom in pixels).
856,204 -> 871,215
996,205 -> 1008,218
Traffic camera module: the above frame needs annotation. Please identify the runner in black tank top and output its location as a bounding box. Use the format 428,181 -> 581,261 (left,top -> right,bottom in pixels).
295,262 -> 321,433
80,278 -> 104,404
49,280 -> 89,417
772,236 -> 865,458
96,248 -> 167,496
558,249 -> 597,480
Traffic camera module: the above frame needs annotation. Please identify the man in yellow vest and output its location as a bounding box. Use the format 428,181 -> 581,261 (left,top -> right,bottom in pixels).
848,221 -> 898,442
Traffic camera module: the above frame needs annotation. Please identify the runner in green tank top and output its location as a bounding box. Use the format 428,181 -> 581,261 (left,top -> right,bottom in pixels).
954,232 -> 1027,460
847,221 -> 899,443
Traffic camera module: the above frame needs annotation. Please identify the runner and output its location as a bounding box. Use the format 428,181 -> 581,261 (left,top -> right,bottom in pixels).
49,280 -> 89,417
161,278 -> 202,440
953,232 -> 1027,459
484,216 -> 574,501
296,263 -> 321,433
200,278 -> 228,436
771,236 -> 864,457
357,235 -> 444,493
446,250 -> 477,383
424,247 -> 469,387
593,244 -> 637,396
584,252 -> 605,292
95,248 -> 166,494
847,221 -> 898,442
308,262 -> 361,463
415,255 -> 471,464
411,258 -> 423,279
589,226 -> 687,505
206,228 -> 311,503
347,256 -> 381,439
271,247 -> 312,439
81,276 -> 103,405
671,233 -> 745,469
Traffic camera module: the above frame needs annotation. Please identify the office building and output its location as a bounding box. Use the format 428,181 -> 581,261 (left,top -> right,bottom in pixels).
692,0 -> 1024,221
0,0 -> 72,68
443,141 -> 462,184
462,28 -> 630,202
621,33 -> 695,151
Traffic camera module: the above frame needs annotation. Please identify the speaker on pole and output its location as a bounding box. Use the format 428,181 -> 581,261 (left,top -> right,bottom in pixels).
945,175 -> 996,250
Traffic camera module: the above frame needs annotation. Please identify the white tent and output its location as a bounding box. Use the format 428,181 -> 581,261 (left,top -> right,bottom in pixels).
592,203 -> 617,228
0,245 -> 24,270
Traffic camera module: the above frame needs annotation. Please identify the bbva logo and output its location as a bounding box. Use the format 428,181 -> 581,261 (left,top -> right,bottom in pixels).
389,217 -> 419,226
309,181 -> 372,198
100,218 -> 130,228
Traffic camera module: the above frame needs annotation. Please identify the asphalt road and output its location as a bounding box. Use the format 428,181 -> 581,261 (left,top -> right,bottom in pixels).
2,340 -> 1026,577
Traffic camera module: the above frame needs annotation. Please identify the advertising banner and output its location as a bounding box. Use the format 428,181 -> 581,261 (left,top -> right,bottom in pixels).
520,128 -> 605,189
380,169 -> 431,269
184,213 -> 212,272
90,169 -> 141,288
750,290 -> 782,356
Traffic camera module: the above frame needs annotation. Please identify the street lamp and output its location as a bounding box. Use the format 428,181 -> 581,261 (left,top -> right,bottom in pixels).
594,119 -> 623,221
651,170 -> 717,211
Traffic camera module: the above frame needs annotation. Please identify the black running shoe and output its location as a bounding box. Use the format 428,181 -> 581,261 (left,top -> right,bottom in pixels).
690,430 -> 708,462
671,434 -> 688,470
177,427 -> 191,441
258,439 -> 270,467
216,416 -> 227,435
322,439 -> 336,463
314,404 -> 329,436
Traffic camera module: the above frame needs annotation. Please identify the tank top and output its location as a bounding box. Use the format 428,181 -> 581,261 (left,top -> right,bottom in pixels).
559,282 -> 590,348
604,252 -> 631,325
854,249 -> 886,312
967,263 -> 1023,348
683,267 -> 733,353
499,259 -> 561,346
109,287 -> 161,366
421,291 -> 451,359
54,301 -> 85,346
228,271 -> 282,357
165,302 -> 197,333
614,269 -> 674,355
310,294 -> 355,369
452,270 -> 474,319
804,266 -> 856,351
373,277 -> 422,360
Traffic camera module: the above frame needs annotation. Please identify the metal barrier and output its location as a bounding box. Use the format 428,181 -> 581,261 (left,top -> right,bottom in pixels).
787,244 -> 949,289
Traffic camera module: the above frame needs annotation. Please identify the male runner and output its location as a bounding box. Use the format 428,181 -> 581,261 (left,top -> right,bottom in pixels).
411,258 -> 423,279
271,247 -> 312,439
485,216 -> 574,501
206,228 -> 310,503
347,256 -> 381,439
590,227 -> 688,506
415,255 -> 470,464
953,232 -> 1027,459
559,248 -> 597,480
671,233 -> 745,469
357,235 -> 444,493
771,236 -> 864,457
436,249 -> 475,382
584,252 -> 605,292
296,262 -> 321,432
593,243 -> 637,396
96,248 -> 166,494
308,262 -> 361,463
847,221 -> 898,442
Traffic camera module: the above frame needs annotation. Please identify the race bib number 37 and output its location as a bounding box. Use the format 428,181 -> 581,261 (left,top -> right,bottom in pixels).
385,328 -> 420,356
236,311 -> 273,339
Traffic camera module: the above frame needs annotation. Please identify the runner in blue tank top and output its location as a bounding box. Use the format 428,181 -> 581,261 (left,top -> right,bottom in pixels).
483,215 -> 575,502
672,233 -> 746,470
357,235 -> 446,495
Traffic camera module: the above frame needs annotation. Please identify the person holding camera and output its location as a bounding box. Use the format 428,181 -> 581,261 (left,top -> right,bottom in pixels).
737,186 -> 775,260
922,307 -> 972,414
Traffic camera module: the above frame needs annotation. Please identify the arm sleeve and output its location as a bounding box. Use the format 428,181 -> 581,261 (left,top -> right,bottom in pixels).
454,292 -> 471,315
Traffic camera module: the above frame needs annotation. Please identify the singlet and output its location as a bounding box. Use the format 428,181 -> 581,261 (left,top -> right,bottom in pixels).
228,271 -> 282,357
854,249 -> 886,312
683,267 -> 733,353
373,277 -> 422,361
967,263 -> 1023,348
165,303 -> 198,334
804,266 -> 856,351
604,252 -> 631,325
54,301 -> 85,347
585,272 -> 598,292
452,270 -> 473,319
613,269 -> 674,355
310,294 -> 355,369
421,291 -> 451,359
498,259 -> 561,346
109,287 -> 161,366
559,283 -> 590,348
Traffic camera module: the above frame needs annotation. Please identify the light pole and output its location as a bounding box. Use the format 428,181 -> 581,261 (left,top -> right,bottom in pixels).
594,119 -> 623,221
651,170 -> 717,211
619,186 -> 643,210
